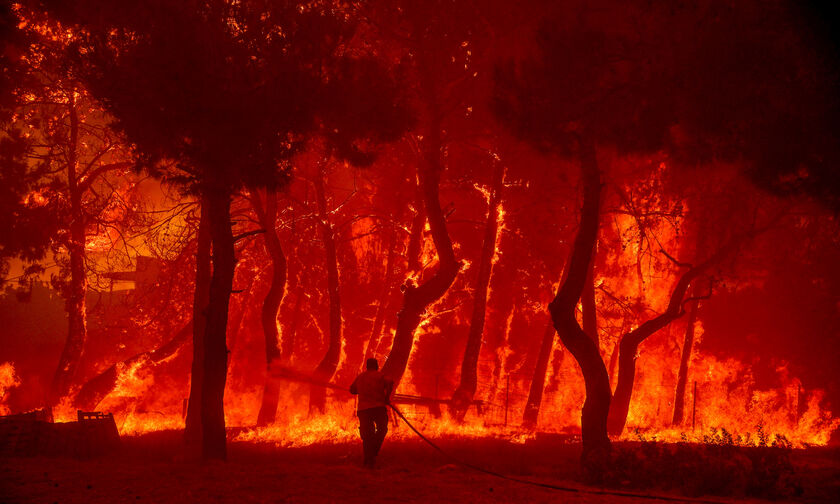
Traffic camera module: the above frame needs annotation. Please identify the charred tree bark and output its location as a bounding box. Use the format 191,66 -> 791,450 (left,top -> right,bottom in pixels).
523,225 -> 599,428
547,139 -> 611,467
373,192 -> 423,360
49,93 -> 87,407
582,253 -> 599,352
406,188 -> 426,274
524,149 -> 604,431
252,191 -> 287,426
671,296 -> 699,425
381,85 -> 459,387
200,187 -> 236,461
451,163 -> 505,421
310,167 -> 342,414
607,242 -> 736,437
74,321 -> 192,411
185,199 -> 212,448
364,224 -> 398,363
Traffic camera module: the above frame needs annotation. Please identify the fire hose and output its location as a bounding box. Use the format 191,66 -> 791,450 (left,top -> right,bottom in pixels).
387,403 -> 727,503
271,366 -> 725,503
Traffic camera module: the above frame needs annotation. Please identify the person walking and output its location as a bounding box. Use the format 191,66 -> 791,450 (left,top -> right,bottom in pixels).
349,358 -> 394,468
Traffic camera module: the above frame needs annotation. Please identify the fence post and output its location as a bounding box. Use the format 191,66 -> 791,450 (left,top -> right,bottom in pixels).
692,381 -> 697,431
504,374 -> 510,427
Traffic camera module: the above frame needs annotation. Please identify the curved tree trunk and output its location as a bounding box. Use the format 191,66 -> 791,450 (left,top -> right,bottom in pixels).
310,166 -> 342,414
672,296 -> 699,425
547,138 -> 611,469
49,93 -> 87,407
252,190 -> 287,426
185,198 -> 212,448
607,240 -> 738,437
381,85 -> 460,388
608,317 -> 679,437
582,253 -> 599,351
451,162 -> 505,421
74,320 -> 192,411
522,234 -> 598,428
200,186 -> 236,461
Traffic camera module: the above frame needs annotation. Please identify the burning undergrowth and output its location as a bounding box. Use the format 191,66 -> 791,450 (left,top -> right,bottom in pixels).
0,362 -> 21,415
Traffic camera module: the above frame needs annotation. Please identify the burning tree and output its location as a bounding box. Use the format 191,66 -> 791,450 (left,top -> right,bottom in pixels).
45,0 -> 409,459
248,189 -> 286,426
494,0 -> 840,470
1,2 -> 838,493
0,7 -> 140,408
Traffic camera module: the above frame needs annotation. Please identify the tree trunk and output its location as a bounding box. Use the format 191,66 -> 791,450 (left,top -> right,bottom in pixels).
49,92 -> 87,407
74,321 -> 192,411
372,192 -> 424,360
185,198 -> 212,448
522,319 -> 557,427
451,162 -> 505,421
381,89 -> 459,388
364,224 -> 397,363
582,252 -> 599,352
672,297 -> 698,425
607,305 -> 688,437
522,233 -> 598,428
607,240 -> 737,436
252,190 -> 287,426
283,283 -> 305,361
310,166 -> 342,414
547,138 -> 611,469
406,188 -> 426,274
200,187 -> 236,461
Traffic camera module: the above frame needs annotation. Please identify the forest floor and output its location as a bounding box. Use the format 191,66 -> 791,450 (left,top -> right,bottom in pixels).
1,429 -> 839,504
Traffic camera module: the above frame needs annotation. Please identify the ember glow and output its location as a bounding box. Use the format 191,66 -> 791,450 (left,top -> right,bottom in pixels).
0,362 -> 21,415
2,1 -> 840,502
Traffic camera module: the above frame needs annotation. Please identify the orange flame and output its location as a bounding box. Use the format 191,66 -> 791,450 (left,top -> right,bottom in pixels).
0,362 -> 21,415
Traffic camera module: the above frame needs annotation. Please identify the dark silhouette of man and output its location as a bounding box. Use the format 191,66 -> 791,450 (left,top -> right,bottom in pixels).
349,358 -> 394,468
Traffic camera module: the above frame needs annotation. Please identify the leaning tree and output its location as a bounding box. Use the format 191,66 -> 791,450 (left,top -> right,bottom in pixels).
493,13 -> 670,469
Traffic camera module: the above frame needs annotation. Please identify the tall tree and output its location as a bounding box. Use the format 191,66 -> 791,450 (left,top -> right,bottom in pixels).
495,0 -> 840,470
1,10 -> 138,406
494,18 -> 636,469
309,163 -> 342,414
50,0 -> 407,459
451,160 -> 504,421
522,233 -> 598,428
250,190 -> 287,426
362,0 -> 503,387
184,200 -> 211,447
